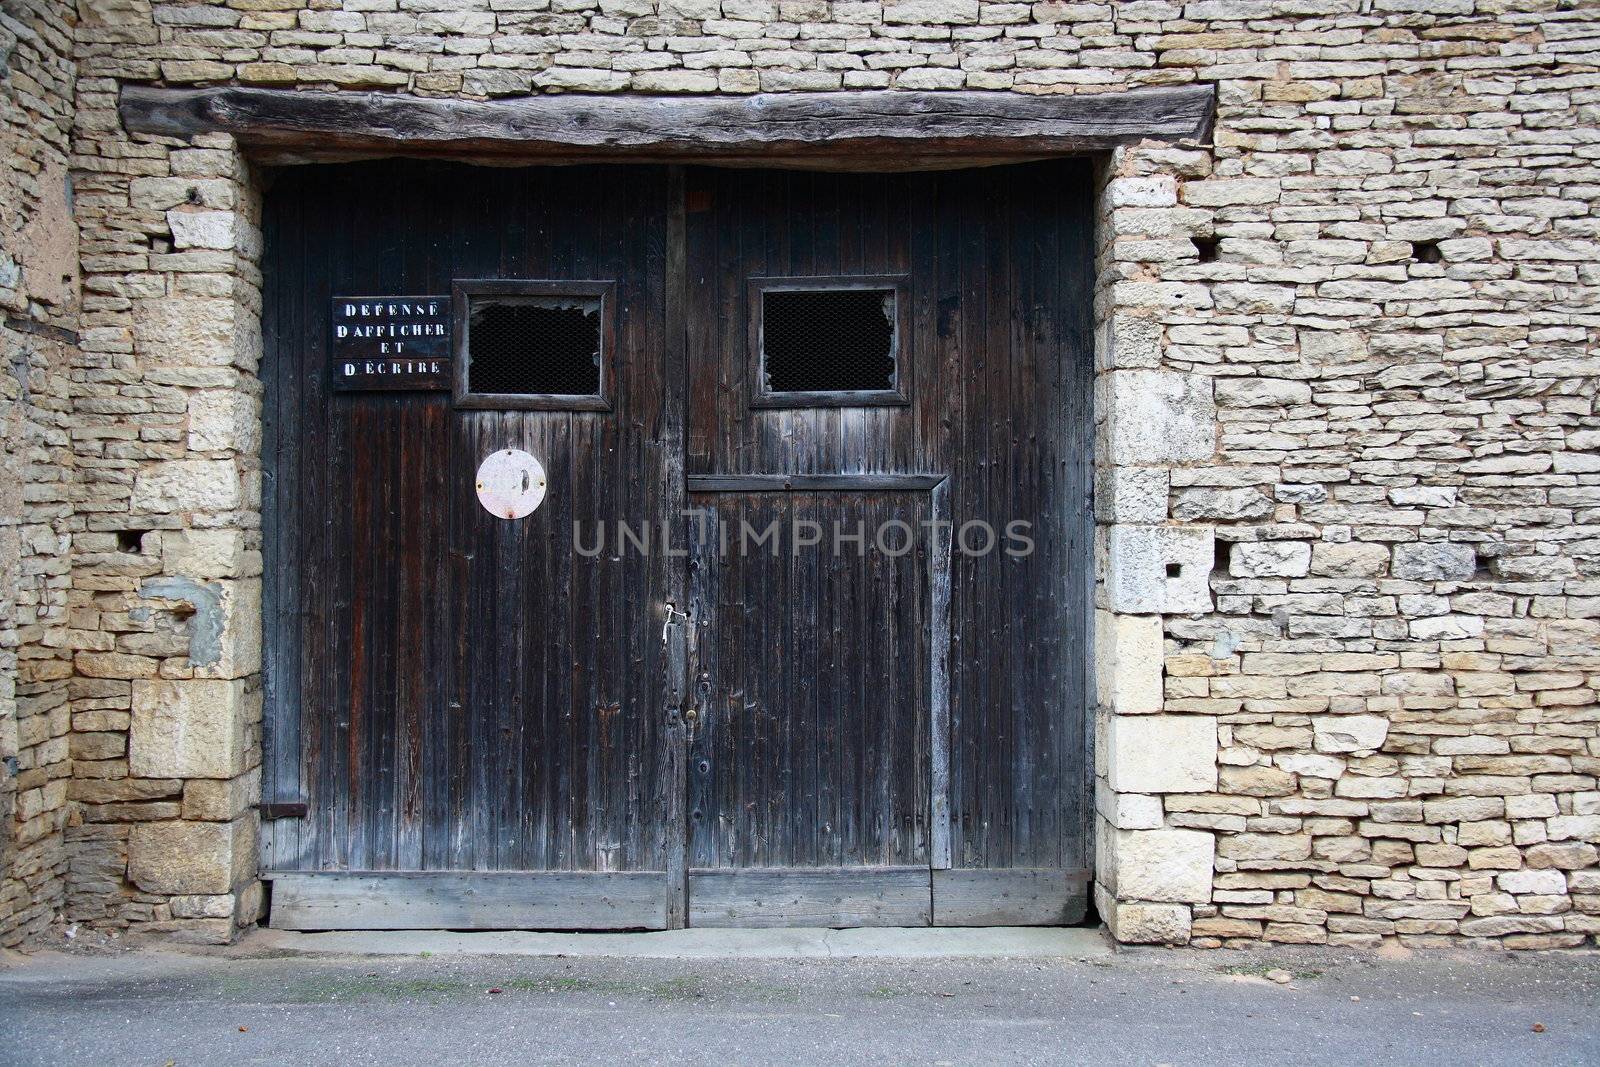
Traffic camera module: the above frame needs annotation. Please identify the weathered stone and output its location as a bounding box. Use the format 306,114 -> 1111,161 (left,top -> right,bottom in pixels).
1231,542 -> 1311,578
1104,525 -> 1215,615
129,679 -> 249,779
1313,715 -> 1389,754
1104,828 -> 1215,904
1106,900 -> 1191,944
1498,870 -> 1567,896
130,460 -> 242,514
1096,466 -> 1168,524
127,819 -> 256,894
1106,714 -> 1218,794
1103,370 -> 1216,464
1215,378 -> 1312,408
1391,543 -> 1477,582
1310,543 -> 1389,578
1095,611 -> 1163,715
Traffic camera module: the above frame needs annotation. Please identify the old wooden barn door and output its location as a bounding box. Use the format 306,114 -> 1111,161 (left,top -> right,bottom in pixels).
261,159 -> 1093,930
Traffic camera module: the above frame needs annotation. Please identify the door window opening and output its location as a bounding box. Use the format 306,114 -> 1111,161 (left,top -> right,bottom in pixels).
749,275 -> 910,408
454,279 -> 613,410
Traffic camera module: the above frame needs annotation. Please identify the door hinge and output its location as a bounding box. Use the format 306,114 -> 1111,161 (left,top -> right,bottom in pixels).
257,801 -> 308,820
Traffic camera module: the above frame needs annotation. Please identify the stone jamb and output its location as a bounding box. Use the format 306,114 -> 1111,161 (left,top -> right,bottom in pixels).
1091,146 -> 1221,945
102,137 -> 1206,945
65,126 -> 268,943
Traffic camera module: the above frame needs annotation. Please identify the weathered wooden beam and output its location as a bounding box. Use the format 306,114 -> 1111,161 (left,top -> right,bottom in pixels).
266,871 -> 670,930
688,867 -> 933,927
119,85 -> 1214,168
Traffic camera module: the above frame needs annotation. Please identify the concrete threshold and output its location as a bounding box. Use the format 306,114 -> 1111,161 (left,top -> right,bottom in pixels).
244,926 -> 1111,960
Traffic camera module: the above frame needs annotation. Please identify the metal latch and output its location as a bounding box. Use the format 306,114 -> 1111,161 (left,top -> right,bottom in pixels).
257,802 -> 308,820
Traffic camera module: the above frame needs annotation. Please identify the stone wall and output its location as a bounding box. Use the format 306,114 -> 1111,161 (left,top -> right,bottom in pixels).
0,0 -> 78,949
63,26 -> 265,935
0,0 -> 1593,948
1086,3 -> 1600,948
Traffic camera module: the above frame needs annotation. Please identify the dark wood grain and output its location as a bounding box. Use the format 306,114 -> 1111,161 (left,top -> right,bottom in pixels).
268,871 -> 668,930
683,161 -> 1094,887
689,867 -> 932,928
261,162 -> 675,889
931,868 -> 1089,926
121,85 -> 1215,169
262,159 -> 1093,928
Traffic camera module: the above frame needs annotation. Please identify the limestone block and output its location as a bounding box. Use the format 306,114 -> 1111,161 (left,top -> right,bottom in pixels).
133,297 -> 241,367
1276,753 -> 1346,779
130,678 -> 249,779
1219,764 -> 1295,796
1107,900 -> 1191,944
1105,525 -> 1215,615
882,0 -> 979,23
167,209 -> 238,250
1109,175 -> 1179,211
159,530 -> 258,580
1095,466 -> 1168,523
1106,827 -> 1215,904
1104,314 -> 1162,370
169,894 -> 236,918
1505,794 -> 1559,820
1103,369 -> 1217,464
1312,714 -> 1389,754
188,389 -> 260,453
1094,610 -> 1163,714
1217,832 -> 1312,862
1548,815 -> 1600,842
130,177 -> 237,212
127,818 -> 256,894
1392,542 -> 1476,582
183,767 -> 261,821
1310,542 -> 1389,578
1410,615 -> 1483,641
1214,377 -> 1312,408
1497,869 -> 1567,896
1299,329 -> 1366,364
1390,487 -> 1457,508
1172,487 -> 1273,522
1230,541 -> 1310,578
1106,714 -> 1217,794
1096,788 -> 1164,830
196,578 -> 262,680
1526,842 -> 1598,870
1181,178 -> 1278,207
236,880 -> 265,925
131,460 -> 242,514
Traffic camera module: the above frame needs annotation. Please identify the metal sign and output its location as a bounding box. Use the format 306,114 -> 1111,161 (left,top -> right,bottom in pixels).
331,296 -> 451,391
476,449 -> 547,519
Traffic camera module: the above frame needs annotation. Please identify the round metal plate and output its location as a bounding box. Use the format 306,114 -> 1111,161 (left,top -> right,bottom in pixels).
475,448 -> 548,520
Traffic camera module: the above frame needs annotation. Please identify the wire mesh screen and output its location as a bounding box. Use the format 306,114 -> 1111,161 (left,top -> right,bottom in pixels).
762,288 -> 897,394
467,296 -> 602,396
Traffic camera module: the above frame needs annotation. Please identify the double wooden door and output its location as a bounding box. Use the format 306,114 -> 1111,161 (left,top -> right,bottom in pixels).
261,160 -> 1093,930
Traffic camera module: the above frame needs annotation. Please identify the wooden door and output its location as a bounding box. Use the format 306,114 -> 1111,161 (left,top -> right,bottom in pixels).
261,160 -> 1092,931
682,162 -> 1094,927
261,162 -> 685,929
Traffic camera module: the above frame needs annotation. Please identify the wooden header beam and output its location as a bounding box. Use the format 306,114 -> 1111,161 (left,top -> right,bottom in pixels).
119,84 -> 1214,169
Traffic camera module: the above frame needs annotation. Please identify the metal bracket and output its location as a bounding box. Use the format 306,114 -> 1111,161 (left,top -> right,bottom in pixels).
257,802 -> 308,820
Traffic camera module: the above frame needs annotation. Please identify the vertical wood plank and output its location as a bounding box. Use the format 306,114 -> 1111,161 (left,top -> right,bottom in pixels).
928,476 -> 952,870
662,166 -> 690,926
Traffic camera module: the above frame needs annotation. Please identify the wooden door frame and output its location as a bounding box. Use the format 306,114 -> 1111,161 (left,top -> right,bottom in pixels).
227,89 -> 1202,930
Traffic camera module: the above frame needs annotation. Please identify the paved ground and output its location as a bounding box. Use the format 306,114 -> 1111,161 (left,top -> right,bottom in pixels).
1,928 -> 1596,1066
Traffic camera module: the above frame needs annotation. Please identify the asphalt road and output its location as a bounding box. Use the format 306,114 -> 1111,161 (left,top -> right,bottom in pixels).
1,937 -> 1596,1066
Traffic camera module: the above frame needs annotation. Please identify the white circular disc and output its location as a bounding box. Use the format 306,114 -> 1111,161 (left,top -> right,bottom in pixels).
475,449 -> 547,520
